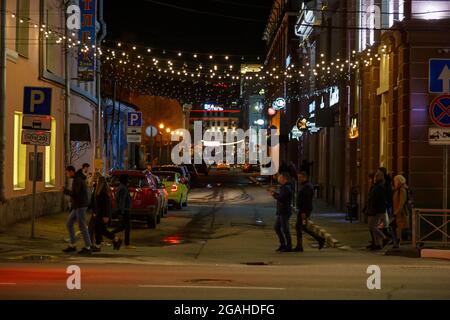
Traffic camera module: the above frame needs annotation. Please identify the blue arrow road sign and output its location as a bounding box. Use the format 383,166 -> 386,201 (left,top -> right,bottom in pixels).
127,112 -> 142,127
429,59 -> 450,93
23,87 -> 52,115
429,95 -> 450,128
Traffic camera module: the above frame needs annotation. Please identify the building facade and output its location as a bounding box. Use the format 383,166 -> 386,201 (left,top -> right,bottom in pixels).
265,0 -> 450,214
0,0 -> 104,226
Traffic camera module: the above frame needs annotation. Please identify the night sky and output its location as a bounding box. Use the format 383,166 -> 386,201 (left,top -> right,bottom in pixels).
104,0 -> 273,57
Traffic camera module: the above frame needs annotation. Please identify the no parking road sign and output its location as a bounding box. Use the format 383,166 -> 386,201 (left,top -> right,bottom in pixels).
429,94 -> 450,128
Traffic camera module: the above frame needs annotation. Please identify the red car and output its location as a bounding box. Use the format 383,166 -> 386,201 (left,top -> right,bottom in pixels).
109,170 -> 162,229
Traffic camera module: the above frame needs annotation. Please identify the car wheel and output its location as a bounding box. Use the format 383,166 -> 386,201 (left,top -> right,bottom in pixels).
147,213 -> 157,229
175,197 -> 182,210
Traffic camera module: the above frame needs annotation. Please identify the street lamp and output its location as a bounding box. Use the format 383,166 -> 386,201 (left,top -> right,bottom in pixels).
159,123 -> 165,129
166,128 -> 171,133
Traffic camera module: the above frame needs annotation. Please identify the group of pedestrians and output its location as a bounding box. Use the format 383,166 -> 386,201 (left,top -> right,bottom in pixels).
364,167 -> 411,251
62,163 -> 133,255
271,170 -> 325,253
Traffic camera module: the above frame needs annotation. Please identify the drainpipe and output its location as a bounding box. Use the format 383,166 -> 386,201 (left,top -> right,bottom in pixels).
0,0 -> 7,203
64,26 -> 71,187
96,0 -> 107,172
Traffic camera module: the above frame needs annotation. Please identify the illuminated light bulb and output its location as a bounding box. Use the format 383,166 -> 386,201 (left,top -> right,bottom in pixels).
117,42 -> 121,47
178,52 -> 182,56
209,55 -> 213,59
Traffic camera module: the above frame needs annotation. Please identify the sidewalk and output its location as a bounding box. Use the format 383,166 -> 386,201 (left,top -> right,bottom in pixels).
308,200 -> 369,249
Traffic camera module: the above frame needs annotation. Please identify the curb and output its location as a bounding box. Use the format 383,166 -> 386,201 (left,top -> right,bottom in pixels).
306,219 -> 341,248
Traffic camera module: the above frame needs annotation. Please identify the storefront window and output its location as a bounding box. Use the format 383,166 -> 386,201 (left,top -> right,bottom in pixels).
45,118 -> 56,187
13,112 -> 26,190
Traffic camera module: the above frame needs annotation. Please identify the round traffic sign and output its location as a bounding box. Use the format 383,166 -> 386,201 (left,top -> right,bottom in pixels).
429,94 -> 450,128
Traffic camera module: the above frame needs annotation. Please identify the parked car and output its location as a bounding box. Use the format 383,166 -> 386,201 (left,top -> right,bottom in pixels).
109,170 -> 161,229
153,165 -> 190,188
147,173 -> 168,218
153,171 -> 189,210
217,162 -> 230,170
243,163 -> 260,173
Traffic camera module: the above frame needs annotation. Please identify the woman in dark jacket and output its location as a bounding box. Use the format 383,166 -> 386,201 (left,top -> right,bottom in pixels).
92,176 -> 122,251
366,170 -> 388,250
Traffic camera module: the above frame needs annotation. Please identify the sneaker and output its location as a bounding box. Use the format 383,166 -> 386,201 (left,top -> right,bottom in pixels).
113,238 -> 123,250
293,246 -> 304,252
91,246 -> 101,252
78,247 -> 92,255
62,246 -> 77,253
275,246 -> 286,252
280,247 -> 292,252
318,239 -> 325,250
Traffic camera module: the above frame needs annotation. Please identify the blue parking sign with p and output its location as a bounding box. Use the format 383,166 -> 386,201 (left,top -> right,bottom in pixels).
127,112 -> 142,127
23,87 -> 52,115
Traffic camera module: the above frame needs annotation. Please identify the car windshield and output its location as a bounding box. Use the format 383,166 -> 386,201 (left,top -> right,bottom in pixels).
110,175 -> 149,188
155,172 -> 176,182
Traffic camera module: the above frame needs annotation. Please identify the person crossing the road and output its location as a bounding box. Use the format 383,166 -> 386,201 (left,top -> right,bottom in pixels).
271,172 -> 294,252
62,166 -> 93,255
295,171 -> 325,252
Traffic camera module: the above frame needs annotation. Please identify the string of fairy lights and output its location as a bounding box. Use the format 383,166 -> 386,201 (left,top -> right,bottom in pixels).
6,8 -> 391,105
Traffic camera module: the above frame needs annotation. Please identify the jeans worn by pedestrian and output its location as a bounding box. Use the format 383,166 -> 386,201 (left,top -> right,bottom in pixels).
368,214 -> 386,248
66,207 -> 92,248
274,214 -> 292,250
295,213 -> 325,249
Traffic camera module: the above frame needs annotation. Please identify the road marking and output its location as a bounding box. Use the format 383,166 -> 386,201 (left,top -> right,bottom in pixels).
0,283 -> 17,285
138,285 -> 285,290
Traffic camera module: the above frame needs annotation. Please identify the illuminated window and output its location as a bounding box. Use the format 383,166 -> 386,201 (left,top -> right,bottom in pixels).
45,118 -> 56,187
13,112 -> 26,190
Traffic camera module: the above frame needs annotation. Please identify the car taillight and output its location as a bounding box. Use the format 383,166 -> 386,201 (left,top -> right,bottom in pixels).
170,184 -> 178,193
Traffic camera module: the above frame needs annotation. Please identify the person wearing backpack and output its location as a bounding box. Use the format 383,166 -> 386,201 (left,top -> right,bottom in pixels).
391,175 -> 410,248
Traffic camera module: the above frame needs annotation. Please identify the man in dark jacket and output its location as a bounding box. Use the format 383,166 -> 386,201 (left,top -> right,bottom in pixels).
271,172 -> 293,252
367,170 -> 388,250
112,174 -> 133,248
62,166 -> 92,254
295,171 -> 325,252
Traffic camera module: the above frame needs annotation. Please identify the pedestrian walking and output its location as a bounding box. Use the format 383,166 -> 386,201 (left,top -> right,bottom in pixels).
363,173 -> 376,249
366,170 -> 388,251
271,172 -> 294,252
88,172 -> 102,248
92,176 -> 123,251
391,175 -> 410,248
295,171 -> 325,252
62,166 -> 93,255
379,167 -> 393,240
112,174 -> 133,249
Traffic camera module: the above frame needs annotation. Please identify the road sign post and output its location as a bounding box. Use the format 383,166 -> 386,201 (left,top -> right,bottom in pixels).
22,86 -> 52,238
31,144 -> 37,239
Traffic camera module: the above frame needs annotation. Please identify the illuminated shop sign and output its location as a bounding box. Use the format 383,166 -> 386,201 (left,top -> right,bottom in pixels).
204,104 -> 224,111
290,125 -> 303,141
349,116 -> 359,139
308,101 -> 316,118
320,96 -> 325,109
272,98 -> 286,111
329,86 -> 339,106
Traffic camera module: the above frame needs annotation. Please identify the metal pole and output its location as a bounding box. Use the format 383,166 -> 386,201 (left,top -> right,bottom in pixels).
31,145 -> 37,238
412,209 -> 417,248
159,133 -> 162,161
0,0 -> 7,202
64,33 -> 71,187
444,146 -> 448,245
444,146 -> 448,209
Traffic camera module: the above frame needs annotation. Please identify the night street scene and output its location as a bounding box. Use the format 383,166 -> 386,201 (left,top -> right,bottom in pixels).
0,0 -> 450,312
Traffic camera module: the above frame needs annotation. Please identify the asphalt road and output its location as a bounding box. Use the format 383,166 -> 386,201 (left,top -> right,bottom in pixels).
0,169 -> 449,300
